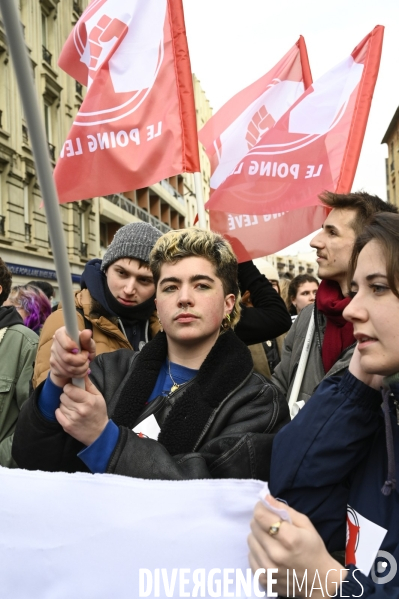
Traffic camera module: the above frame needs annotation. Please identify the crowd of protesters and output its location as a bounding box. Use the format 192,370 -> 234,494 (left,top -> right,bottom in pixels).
1,190 -> 399,596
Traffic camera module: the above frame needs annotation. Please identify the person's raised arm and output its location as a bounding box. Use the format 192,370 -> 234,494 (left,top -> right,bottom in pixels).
234,261 -> 291,345
270,349 -> 383,549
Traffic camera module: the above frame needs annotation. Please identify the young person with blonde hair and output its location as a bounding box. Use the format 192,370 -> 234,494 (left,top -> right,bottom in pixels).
13,228 -> 289,480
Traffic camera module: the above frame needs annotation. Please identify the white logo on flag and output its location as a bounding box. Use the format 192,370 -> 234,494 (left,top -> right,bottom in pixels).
211,79 -> 304,189
249,56 -> 364,158
72,0 -> 167,125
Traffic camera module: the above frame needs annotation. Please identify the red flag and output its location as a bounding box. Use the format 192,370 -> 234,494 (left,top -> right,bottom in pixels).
199,37 -> 312,194
206,26 -> 384,261
54,0 -> 199,204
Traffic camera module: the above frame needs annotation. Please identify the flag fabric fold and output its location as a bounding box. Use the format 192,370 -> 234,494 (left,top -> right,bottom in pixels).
199,37 -> 312,194
204,26 -> 383,261
55,0 -> 199,204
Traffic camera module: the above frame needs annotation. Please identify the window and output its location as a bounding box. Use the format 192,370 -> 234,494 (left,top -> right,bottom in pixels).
23,176 -> 35,244
41,11 -> 52,65
44,103 -> 56,161
0,54 -> 10,132
80,206 -> 89,258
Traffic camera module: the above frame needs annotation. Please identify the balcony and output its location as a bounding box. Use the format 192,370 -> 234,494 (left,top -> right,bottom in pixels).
160,179 -> 184,206
73,1 -> 83,16
0,215 -> 5,236
25,223 -> 32,243
75,81 -> 83,96
42,45 -> 52,65
103,193 -> 171,234
391,160 -> 395,173
80,242 -> 88,258
48,142 -> 56,161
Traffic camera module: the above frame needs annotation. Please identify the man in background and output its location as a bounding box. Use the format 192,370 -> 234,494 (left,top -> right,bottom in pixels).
272,191 -> 398,411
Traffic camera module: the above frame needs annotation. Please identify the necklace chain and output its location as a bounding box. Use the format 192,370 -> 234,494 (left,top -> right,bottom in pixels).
168,360 -> 180,394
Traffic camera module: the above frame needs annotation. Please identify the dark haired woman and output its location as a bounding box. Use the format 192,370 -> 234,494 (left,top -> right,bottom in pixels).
287,274 -> 319,321
249,212 -> 399,597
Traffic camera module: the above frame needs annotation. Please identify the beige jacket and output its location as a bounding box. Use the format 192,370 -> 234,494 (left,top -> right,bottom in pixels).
249,334 -> 286,380
33,288 -> 159,388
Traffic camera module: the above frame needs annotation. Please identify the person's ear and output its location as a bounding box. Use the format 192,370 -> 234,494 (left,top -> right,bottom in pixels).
224,293 -> 235,314
0,285 -> 2,297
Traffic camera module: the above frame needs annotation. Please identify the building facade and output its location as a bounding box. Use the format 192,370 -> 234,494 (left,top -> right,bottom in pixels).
382,105 -> 399,207
0,1 -> 211,294
268,251 -> 318,280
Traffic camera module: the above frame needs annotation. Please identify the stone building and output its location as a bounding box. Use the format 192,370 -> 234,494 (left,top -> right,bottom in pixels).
0,1 -> 211,294
382,105 -> 399,207
267,251 -> 318,281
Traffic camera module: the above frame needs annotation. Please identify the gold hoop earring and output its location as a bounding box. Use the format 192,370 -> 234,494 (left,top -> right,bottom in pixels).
221,313 -> 231,331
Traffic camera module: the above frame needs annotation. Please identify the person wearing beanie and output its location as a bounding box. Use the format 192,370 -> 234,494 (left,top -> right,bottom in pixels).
32,221 -> 162,388
14,228 -> 289,481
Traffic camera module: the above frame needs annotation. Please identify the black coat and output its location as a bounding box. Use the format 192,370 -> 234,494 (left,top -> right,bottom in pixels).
12,330 -> 289,480
236,261 -> 292,344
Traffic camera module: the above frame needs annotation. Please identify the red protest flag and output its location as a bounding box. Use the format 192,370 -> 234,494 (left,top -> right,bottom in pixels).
55,0 -> 200,204
210,207 -> 329,262
206,26 -> 384,262
199,37 -> 312,194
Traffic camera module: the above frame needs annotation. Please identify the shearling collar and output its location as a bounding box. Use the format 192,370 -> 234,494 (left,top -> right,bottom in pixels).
112,330 -> 253,455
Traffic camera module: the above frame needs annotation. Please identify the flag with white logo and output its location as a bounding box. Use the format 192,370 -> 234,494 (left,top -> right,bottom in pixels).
199,37 -> 312,194
205,26 -> 383,261
54,0 -> 200,204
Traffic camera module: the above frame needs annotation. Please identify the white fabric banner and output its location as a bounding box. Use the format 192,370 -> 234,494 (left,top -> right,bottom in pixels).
0,467 -> 268,598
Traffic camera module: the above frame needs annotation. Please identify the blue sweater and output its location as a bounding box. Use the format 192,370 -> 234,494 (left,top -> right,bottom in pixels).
270,370 -> 399,597
39,360 -> 197,473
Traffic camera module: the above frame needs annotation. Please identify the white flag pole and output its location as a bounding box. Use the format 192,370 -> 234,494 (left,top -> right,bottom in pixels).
287,307 -> 315,418
193,172 -> 207,229
0,0 -> 84,388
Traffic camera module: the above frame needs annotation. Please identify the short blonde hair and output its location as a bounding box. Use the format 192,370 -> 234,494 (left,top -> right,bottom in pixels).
150,228 -> 241,328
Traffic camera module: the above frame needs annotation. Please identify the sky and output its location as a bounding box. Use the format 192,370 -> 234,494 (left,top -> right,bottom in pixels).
182,0 -> 399,254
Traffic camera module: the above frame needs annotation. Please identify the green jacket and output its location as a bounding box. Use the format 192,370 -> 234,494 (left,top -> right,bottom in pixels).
0,306 -> 38,467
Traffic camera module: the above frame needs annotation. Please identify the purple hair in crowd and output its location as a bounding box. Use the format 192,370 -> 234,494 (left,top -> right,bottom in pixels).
8,285 -> 51,333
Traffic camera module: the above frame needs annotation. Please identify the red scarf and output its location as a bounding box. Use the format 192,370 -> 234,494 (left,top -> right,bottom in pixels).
316,280 -> 355,373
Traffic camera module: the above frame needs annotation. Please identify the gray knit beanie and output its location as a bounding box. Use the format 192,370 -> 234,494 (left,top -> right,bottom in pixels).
101,222 -> 162,271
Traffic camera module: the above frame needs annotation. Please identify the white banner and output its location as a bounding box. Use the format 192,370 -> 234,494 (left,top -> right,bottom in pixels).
0,467 -> 268,598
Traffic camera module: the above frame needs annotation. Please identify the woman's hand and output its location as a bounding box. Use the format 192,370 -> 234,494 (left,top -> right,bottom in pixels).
248,496 -> 346,599
49,327 -> 96,388
349,345 -> 385,390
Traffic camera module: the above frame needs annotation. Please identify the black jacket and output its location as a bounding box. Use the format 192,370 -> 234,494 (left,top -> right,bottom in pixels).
13,330 -> 289,480
235,261 -> 291,345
